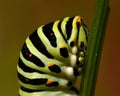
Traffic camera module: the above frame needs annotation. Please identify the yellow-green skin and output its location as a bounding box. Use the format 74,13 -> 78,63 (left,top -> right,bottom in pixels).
17,16 -> 88,96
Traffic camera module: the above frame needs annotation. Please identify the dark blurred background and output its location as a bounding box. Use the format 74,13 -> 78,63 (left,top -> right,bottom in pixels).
0,0 -> 120,96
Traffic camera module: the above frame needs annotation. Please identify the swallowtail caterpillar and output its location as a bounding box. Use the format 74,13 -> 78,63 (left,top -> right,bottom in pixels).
17,16 -> 89,96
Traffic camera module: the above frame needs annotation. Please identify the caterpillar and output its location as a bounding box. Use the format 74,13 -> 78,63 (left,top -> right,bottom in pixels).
17,16 -> 89,96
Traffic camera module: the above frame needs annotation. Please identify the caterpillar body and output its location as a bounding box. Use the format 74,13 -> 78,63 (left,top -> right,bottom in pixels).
17,16 -> 89,96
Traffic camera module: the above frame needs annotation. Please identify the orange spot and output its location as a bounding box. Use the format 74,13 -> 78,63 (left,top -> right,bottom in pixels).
77,18 -> 81,22
73,16 -> 82,28
76,16 -> 82,23
29,53 -> 32,57
48,62 -> 54,66
46,79 -> 52,85
61,45 -> 65,48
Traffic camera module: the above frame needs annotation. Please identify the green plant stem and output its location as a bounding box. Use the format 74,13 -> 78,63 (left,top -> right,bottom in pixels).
80,0 -> 110,96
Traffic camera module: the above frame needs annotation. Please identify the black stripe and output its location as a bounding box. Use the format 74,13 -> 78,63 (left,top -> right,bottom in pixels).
58,20 -> 67,43
66,17 -> 74,40
20,86 -> 44,92
73,68 -> 79,76
46,82 -> 59,87
29,30 -> 54,58
42,22 -> 57,47
60,47 -> 69,58
18,58 -> 46,74
18,73 -> 48,85
48,64 -> 61,73
21,43 -> 45,67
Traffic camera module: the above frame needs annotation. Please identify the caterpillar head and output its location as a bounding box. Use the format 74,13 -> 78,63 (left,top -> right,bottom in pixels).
70,16 -> 89,68
77,22 -> 89,67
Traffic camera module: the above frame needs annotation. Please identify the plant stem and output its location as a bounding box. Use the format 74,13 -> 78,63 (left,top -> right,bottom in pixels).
80,0 -> 110,96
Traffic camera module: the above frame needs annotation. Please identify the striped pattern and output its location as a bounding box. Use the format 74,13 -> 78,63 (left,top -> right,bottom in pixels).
17,16 -> 89,96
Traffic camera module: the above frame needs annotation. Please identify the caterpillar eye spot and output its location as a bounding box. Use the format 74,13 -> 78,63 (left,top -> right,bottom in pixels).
48,62 -> 54,66
70,41 -> 75,47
